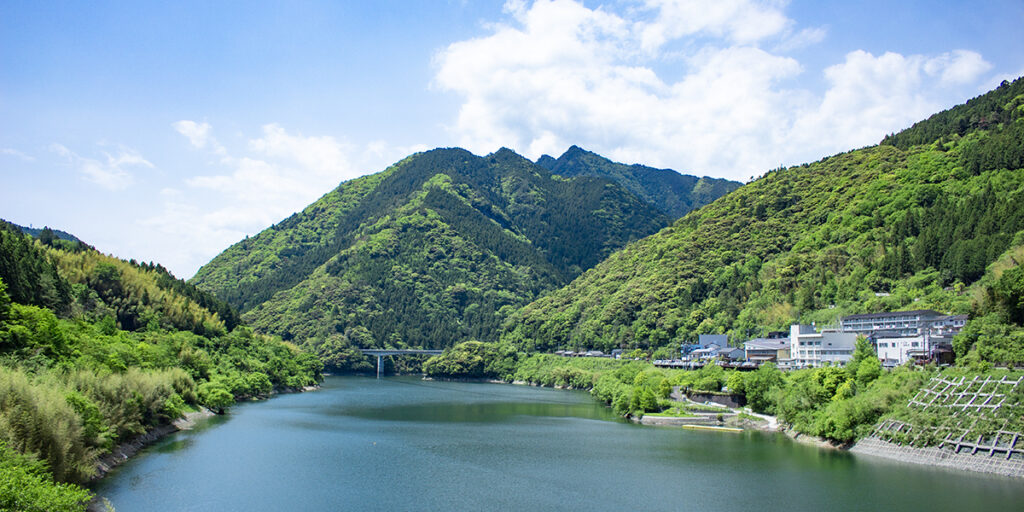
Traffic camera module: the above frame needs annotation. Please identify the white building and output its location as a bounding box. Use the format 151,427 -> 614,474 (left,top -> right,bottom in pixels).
840,310 -> 966,337
875,334 -> 954,367
790,324 -> 858,368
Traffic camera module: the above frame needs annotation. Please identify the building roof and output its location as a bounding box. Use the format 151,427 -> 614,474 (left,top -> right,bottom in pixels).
841,309 -> 942,321
744,338 -> 789,350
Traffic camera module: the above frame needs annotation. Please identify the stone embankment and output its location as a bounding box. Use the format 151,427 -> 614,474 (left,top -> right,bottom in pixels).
92,408 -> 216,481
851,437 -> 1024,478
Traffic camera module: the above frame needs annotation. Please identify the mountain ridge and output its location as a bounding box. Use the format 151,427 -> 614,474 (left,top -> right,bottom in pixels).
535,145 -> 742,218
192,146 -> 739,366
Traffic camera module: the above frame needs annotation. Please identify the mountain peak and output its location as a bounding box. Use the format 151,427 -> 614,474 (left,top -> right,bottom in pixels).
537,146 -> 741,218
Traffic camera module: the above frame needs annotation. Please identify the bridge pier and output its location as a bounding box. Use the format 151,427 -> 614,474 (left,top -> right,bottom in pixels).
357,349 -> 445,379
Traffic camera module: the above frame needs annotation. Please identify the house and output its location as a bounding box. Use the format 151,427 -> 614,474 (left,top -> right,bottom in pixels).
790,324 -> 858,368
681,334 -> 729,358
717,347 -> 744,361
688,344 -> 722,361
744,338 -> 790,364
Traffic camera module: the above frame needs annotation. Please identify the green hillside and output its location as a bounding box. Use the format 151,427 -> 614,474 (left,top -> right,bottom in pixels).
536,145 -> 742,218
0,221 -> 321,504
192,147 -> 730,366
503,77 -> 1024,362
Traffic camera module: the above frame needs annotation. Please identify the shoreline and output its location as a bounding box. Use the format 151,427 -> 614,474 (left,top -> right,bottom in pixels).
420,373 -> 1024,477
90,407 -> 217,483
249,374 -> 1024,480
86,384 -> 322,510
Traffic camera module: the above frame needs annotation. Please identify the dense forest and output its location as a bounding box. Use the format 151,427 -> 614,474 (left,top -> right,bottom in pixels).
503,77 -> 1024,362
193,147 -> 736,369
536,145 -> 741,219
0,222 -> 321,510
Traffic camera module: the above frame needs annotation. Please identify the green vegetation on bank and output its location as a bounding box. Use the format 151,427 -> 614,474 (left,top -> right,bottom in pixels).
1,442 -> 91,512
0,223 -> 321,509
423,339 -> 929,445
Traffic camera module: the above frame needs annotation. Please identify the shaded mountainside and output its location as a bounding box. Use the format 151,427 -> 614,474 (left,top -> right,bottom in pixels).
536,145 -> 741,218
503,77 -> 1024,362
192,147 -> 731,365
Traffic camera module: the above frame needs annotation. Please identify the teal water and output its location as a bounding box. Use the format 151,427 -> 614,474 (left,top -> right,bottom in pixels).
92,376 -> 1023,511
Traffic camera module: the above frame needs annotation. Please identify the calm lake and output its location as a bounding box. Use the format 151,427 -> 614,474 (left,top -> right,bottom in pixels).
92,376 -> 1023,511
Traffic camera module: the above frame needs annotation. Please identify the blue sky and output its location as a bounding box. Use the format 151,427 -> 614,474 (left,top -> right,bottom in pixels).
2,0 -> 1023,278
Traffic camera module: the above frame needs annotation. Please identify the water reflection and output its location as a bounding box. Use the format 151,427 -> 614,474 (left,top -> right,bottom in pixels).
92,376 -> 1024,512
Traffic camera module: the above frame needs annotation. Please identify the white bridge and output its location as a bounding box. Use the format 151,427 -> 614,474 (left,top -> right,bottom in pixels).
358,349 -> 444,378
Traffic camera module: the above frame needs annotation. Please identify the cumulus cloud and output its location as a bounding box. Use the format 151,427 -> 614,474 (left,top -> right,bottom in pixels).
172,121 -> 359,203
924,49 -> 992,85
435,0 -> 993,179
50,143 -> 151,190
147,121 -> 394,276
639,0 -> 792,50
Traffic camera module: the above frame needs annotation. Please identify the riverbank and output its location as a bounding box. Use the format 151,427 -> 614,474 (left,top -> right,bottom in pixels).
427,371 -> 1023,477
424,375 -> 592,390
86,384 -> 322,510
91,408 -> 217,482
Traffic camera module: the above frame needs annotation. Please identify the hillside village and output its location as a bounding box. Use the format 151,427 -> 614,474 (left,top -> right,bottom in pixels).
561,309 -> 970,370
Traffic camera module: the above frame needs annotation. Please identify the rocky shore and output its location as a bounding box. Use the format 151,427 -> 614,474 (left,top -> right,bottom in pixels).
91,408 -> 216,483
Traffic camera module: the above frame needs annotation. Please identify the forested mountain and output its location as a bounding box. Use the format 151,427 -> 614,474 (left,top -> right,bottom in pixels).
193,147 -> 728,367
503,77 -> 1024,363
536,146 -> 741,218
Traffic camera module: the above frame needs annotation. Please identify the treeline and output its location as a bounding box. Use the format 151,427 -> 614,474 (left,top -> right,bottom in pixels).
0,221 -> 72,313
881,77 -> 1023,149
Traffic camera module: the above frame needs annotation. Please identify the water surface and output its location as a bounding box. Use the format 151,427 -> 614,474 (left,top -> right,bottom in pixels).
92,376 -> 1024,511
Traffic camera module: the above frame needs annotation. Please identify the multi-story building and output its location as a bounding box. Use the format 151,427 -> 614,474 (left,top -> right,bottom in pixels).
840,310 -> 967,337
789,324 -> 858,368
840,310 -> 966,365
874,332 -> 956,367
840,310 -> 943,336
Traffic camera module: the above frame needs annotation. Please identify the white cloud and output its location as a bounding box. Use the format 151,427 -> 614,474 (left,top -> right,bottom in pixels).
1,148 -> 35,161
172,120 -> 212,149
639,0 -> 792,51
774,26 -> 827,52
435,0 -> 994,179
248,123 -> 353,177
154,121 -> 402,277
50,143 -> 151,190
924,49 -> 992,85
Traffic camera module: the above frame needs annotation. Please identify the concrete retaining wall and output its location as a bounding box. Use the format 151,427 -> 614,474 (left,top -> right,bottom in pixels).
851,437 -> 1024,479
